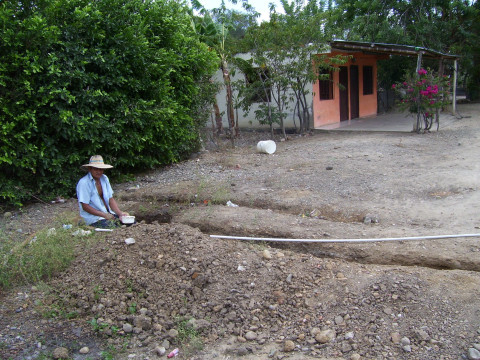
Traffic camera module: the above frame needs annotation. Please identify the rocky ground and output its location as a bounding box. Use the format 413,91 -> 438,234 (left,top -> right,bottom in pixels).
1,103 -> 480,360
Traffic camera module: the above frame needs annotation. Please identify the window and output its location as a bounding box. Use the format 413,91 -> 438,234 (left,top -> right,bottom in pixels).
245,68 -> 271,103
363,66 -> 373,95
319,69 -> 333,100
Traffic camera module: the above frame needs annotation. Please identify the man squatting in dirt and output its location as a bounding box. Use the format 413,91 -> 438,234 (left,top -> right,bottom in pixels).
76,155 -> 129,228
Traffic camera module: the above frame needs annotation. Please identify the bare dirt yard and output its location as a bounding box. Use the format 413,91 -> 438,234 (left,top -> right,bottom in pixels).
1,103 -> 480,360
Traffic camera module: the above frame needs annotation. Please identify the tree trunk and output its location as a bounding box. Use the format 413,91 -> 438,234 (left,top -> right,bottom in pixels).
213,101 -> 223,135
414,52 -> 423,132
220,58 -> 236,144
294,92 -> 304,134
302,90 -> 310,131
277,88 -> 286,139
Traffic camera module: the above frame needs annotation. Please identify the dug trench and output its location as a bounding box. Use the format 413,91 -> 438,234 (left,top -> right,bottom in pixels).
123,191 -> 480,273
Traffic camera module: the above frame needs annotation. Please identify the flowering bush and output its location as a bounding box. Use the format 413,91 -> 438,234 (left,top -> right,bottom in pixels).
392,68 -> 451,132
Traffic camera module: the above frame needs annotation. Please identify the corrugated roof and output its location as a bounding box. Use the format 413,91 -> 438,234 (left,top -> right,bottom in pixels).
329,40 -> 459,60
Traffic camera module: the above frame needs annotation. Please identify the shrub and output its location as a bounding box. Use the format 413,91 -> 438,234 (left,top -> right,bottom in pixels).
0,0 -> 219,206
392,68 -> 451,132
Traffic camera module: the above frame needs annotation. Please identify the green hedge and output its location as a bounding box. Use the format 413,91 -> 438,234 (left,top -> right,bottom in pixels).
0,0 -> 218,206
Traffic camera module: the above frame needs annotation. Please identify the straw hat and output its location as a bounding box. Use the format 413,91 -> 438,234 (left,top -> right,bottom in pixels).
81,155 -> 113,170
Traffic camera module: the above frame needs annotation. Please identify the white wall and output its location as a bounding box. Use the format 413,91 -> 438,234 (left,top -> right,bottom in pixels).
212,53 -> 313,130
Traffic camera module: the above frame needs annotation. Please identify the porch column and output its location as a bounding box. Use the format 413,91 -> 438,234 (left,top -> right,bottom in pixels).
452,59 -> 458,115
436,59 -> 444,129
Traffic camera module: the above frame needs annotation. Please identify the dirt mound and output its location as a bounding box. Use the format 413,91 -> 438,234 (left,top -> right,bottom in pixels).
34,222 -> 479,360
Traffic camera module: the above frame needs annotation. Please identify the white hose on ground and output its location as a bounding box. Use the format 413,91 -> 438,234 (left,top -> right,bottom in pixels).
209,233 -> 480,243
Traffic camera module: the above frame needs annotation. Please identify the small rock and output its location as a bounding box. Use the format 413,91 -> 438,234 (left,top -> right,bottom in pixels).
315,329 -> 336,343
123,323 -> 133,333
139,307 -> 148,316
414,329 -> 430,341
53,347 -> 69,359
245,331 -> 257,340
125,237 -> 135,245
134,315 -> 152,330
262,249 -> 273,260
345,331 -> 355,340
334,315 -> 344,325
155,346 -> 166,356
237,336 -> 246,343
168,329 -> 179,338
468,347 -> 480,360
401,337 -> 411,346
341,342 -> 352,353
79,347 -> 89,354
235,346 -> 249,356
391,332 -> 402,344
284,340 -> 295,352
402,345 -> 412,352
363,214 -> 379,224
192,318 -> 211,330
350,353 -> 361,360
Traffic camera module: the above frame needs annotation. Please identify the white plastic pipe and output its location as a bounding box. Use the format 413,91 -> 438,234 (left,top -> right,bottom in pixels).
209,233 -> 480,243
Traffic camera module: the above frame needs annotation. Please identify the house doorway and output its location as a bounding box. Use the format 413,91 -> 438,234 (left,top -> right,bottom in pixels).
339,66 -> 349,121
350,65 -> 359,119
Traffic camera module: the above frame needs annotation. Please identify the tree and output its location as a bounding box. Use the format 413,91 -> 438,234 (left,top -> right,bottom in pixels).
329,0 -> 480,99
237,0 -> 345,138
191,0 -> 258,144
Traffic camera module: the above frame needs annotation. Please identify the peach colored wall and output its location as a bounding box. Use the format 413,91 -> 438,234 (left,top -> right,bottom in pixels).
313,51 -> 381,128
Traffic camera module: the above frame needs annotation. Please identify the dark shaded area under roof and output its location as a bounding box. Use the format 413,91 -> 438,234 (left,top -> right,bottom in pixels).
329,40 -> 459,60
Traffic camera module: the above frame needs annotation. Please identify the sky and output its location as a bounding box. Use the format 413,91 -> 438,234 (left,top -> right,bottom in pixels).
195,0 -> 284,23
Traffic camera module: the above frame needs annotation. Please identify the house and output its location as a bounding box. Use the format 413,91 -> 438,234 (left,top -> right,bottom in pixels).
313,40 -> 459,129
213,41 -> 458,131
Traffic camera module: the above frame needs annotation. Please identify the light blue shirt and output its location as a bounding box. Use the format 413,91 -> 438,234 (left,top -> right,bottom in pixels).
76,172 -> 115,225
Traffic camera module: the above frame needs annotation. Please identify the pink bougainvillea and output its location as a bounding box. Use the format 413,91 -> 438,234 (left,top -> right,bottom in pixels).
392,68 -> 451,132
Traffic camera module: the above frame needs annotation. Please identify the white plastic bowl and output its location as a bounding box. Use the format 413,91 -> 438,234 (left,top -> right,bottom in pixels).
121,215 -> 135,224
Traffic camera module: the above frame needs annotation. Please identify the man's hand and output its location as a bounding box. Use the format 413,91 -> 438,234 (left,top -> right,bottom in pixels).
104,212 -> 115,220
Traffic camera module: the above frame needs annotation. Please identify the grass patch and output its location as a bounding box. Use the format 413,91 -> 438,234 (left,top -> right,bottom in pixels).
182,177 -> 232,206
175,316 -> 204,356
0,211 -> 91,290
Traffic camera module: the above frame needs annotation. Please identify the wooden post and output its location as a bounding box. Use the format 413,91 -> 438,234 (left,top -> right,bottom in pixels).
452,59 -> 458,115
436,59 -> 444,130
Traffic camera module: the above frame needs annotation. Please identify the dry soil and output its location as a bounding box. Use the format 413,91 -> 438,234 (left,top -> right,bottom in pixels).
1,103 -> 480,360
